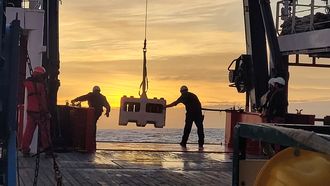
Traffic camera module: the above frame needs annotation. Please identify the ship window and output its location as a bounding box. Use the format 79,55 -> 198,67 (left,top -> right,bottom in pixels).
146,103 -> 163,113
123,102 -> 141,112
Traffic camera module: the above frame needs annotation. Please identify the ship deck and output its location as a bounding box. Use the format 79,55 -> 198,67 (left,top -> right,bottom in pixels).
18,142 -> 232,186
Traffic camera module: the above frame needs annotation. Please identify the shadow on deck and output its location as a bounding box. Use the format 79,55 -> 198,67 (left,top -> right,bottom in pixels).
18,143 -> 232,186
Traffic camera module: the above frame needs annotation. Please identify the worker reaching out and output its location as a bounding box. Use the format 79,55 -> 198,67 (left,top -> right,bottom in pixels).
165,85 -> 205,150
22,66 -> 53,157
71,86 -> 111,135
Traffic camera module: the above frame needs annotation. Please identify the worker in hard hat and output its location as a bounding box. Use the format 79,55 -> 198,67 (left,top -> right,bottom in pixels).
71,86 -> 111,136
21,66 -> 53,157
259,78 -> 278,157
259,78 -> 276,114
165,86 -> 204,149
264,77 -> 288,123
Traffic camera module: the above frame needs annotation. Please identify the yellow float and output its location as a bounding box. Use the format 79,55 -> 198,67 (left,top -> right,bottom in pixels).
254,147 -> 330,186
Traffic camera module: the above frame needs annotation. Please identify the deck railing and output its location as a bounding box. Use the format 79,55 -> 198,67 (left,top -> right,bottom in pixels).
276,0 -> 330,35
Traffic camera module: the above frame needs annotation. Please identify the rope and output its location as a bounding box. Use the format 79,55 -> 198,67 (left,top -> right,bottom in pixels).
144,0 -> 148,39
139,0 -> 149,96
201,108 -> 230,112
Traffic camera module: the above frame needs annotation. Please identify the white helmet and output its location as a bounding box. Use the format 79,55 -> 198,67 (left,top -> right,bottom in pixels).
180,85 -> 188,93
268,78 -> 276,87
93,86 -> 101,92
274,77 -> 285,85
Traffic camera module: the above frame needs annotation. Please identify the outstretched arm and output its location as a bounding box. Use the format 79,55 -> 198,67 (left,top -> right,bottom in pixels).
166,96 -> 182,108
72,93 -> 90,103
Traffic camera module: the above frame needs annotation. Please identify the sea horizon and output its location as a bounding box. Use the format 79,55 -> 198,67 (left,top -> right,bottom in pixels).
97,128 -> 224,144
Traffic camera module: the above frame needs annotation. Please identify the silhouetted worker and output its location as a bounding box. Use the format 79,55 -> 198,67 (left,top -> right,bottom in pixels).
71,86 -> 111,133
260,78 -> 277,156
22,66 -> 53,157
166,85 -> 204,149
259,78 -> 276,114
265,77 -> 288,123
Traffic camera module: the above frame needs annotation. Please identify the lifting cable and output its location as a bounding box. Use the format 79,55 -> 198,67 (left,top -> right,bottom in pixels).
201,108 -> 237,118
139,0 -> 149,97
201,108 -> 230,112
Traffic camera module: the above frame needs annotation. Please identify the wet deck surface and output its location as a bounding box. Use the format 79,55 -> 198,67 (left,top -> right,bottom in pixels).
18,143 -> 232,186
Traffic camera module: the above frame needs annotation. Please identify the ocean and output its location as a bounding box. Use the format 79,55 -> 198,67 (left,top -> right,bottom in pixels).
97,128 -> 224,144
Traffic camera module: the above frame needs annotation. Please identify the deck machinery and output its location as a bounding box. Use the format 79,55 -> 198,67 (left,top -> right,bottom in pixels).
230,0 -> 330,111
229,0 -> 330,185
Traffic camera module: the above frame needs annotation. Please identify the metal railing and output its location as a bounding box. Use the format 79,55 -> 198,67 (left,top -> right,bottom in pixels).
276,0 -> 330,35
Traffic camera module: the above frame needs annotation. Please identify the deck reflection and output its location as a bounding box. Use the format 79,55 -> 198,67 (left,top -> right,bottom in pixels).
18,142 -> 232,185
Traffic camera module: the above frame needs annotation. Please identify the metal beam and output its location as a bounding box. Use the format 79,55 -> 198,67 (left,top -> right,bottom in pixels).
259,0 -> 286,78
242,0 -> 269,110
275,124 -> 330,135
0,0 -> 4,65
0,2 -> 5,184
4,19 -> 21,186
44,0 -> 60,138
288,63 -> 330,68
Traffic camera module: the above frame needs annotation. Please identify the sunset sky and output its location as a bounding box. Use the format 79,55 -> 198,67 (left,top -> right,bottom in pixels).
57,0 -> 330,129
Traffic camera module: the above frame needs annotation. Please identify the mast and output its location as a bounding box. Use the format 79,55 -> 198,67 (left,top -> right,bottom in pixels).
43,0 -> 60,130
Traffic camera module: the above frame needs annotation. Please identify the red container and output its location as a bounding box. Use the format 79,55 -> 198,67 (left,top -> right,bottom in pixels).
69,107 -> 96,152
225,111 -> 315,154
285,113 -> 315,124
225,110 -> 266,154
55,105 -> 74,151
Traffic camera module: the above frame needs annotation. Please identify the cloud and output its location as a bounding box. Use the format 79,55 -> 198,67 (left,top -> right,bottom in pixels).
59,0 -> 245,62
58,51 -> 246,107
58,0 -> 330,114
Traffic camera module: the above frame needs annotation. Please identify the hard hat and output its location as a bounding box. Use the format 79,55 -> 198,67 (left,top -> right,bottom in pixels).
93,86 -> 101,92
268,78 -> 276,86
32,66 -> 46,76
180,85 -> 188,92
274,77 -> 285,85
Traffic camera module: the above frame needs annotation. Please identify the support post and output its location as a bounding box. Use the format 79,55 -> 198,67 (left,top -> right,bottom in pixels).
0,1 -> 5,184
5,19 -> 21,186
242,0 -> 269,110
259,0 -> 285,78
44,0 -> 60,137
232,124 -> 247,186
